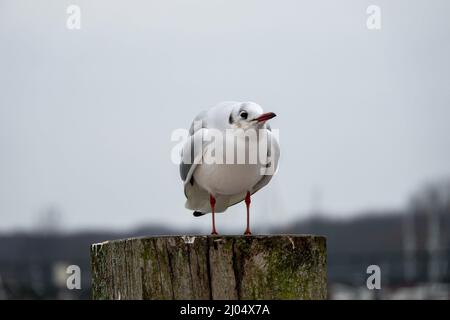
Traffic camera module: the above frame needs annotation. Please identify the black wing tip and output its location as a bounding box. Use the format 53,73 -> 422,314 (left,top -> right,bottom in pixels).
193,211 -> 205,217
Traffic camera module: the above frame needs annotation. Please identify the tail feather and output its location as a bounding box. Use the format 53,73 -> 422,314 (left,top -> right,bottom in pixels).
193,211 -> 205,217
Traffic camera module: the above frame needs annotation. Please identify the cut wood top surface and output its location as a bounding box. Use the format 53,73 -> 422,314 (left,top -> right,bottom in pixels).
92,234 -> 326,245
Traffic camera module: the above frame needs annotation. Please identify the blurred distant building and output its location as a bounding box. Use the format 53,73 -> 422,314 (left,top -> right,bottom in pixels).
403,210 -> 417,282
0,275 -> 6,300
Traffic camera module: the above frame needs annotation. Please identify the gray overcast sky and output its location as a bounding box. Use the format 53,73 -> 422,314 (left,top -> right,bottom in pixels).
1,0 -> 449,233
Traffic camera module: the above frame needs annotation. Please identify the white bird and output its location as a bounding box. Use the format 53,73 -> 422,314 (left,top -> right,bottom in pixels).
180,101 -> 280,235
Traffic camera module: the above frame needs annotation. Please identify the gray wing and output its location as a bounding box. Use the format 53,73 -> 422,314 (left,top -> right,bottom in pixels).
180,110 -> 208,183
180,110 -> 223,213
251,129 -> 280,193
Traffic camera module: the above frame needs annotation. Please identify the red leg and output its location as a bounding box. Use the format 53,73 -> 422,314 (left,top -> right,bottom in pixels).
210,194 -> 218,235
244,191 -> 251,235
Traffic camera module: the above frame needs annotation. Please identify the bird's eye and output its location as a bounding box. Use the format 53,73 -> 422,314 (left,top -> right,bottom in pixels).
240,111 -> 248,119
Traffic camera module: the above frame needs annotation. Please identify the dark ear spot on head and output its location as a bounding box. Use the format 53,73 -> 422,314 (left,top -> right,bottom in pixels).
229,113 -> 233,124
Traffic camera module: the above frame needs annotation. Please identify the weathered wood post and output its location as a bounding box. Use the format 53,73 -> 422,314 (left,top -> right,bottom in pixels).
91,235 -> 327,300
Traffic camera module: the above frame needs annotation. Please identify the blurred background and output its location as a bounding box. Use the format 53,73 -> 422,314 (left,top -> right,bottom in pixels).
0,0 -> 449,299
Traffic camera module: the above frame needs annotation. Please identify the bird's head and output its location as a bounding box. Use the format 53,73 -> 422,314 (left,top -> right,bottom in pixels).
228,102 -> 276,131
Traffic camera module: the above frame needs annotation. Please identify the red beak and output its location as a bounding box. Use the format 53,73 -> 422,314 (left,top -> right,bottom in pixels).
255,112 -> 277,122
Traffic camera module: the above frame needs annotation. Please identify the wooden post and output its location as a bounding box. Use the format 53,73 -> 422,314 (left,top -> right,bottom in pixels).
91,235 -> 327,300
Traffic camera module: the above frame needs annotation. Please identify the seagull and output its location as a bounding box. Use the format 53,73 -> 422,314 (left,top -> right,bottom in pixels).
180,101 -> 280,235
